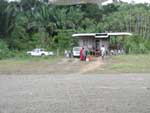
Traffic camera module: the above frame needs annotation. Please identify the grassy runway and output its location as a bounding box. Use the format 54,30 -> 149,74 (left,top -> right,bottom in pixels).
0,56 -> 61,74
100,54 -> 150,73
0,54 -> 150,74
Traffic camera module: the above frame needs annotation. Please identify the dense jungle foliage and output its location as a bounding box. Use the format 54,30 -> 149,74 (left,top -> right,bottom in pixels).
0,0 -> 150,58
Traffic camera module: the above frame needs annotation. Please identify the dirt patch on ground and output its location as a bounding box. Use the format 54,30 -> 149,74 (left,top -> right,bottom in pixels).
80,58 -> 105,73
0,57 -> 105,74
52,57 -> 105,74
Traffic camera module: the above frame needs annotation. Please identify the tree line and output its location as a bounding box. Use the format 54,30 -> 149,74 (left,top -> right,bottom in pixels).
0,0 -> 150,58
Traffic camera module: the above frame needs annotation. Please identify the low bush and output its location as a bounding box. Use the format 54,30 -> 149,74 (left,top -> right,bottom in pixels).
124,35 -> 150,54
0,39 -> 10,59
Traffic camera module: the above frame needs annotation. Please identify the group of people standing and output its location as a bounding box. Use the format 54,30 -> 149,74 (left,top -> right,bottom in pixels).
80,45 -> 106,61
80,47 -> 88,61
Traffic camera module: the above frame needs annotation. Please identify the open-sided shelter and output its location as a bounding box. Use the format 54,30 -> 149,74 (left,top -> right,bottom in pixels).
72,32 -> 132,54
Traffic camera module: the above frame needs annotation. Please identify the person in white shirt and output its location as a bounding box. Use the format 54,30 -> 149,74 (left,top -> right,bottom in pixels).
100,45 -> 106,60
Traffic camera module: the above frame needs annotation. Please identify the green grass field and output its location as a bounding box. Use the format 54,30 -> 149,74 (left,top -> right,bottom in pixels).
100,54 -> 150,73
0,56 -> 61,74
0,54 -> 150,74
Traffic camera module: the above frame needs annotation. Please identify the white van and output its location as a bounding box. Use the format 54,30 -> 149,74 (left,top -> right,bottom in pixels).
72,47 -> 82,57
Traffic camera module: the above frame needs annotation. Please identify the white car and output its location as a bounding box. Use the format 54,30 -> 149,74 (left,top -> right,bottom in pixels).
72,47 -> 82,57
27,48 -> 54,56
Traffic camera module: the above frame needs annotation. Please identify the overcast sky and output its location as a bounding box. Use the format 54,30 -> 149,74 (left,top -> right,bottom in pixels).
122,0 -> 150,3
102,0 -> 150,5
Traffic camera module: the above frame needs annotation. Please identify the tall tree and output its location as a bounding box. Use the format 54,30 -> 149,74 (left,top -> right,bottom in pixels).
0,0 -> 17,39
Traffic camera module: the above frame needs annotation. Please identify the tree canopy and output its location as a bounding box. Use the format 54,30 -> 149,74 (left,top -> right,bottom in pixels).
0,0 -> 150,54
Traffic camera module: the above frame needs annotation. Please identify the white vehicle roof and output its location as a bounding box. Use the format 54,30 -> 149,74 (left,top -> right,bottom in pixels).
73,47 -> 82,51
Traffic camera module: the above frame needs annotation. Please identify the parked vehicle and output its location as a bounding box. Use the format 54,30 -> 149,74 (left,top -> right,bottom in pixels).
72,47 -> 82,57
27,48 -> 54,56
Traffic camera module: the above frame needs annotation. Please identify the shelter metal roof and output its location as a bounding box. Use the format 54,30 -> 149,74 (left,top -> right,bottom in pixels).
108,32 -> 132,36
72,33 -> 95,37
48,0 -> 107,5
72,32 -> 132,38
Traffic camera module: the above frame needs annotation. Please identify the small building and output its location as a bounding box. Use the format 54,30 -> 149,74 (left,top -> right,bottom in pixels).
72,32 -> 132,54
